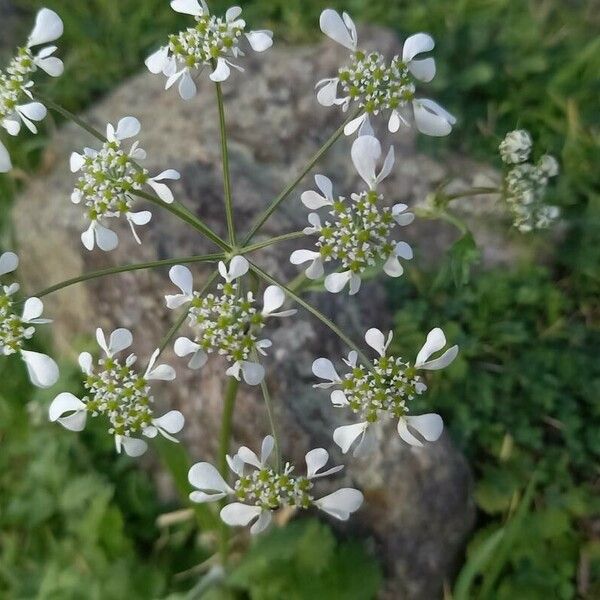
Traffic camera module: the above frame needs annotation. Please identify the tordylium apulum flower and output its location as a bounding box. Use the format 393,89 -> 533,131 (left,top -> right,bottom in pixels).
499,129 -> 560,232
316,9 -> 456,137
167,256 -> 296,385
0,8 -> 64,172
49,327 -> 185,457
291,135 -> 414,295
146,0 -> 273,99
70,116 -> 180,251
313,327 -> 458,455
188,435 -> 363,534
0,252 -> 59,388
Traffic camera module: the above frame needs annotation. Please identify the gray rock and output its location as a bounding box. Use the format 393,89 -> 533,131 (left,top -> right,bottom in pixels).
12,26 -> 480,599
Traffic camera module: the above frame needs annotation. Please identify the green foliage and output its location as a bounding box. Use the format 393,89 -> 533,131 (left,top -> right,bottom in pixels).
224,519 -> 381,599
388,263 -> 600,597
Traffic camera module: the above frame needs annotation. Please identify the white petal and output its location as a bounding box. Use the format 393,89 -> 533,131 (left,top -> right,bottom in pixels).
147,179 -> 174,203
260,435 -> 275,464
407,414 -> 444,441
349,273 -> 361,295
413,99 -> 455,137
324,271 -> 352,293
21,350 -> 59,388
95,328 -> 109,355
128,210 -> 152,226
169,265 -> 194,296
94,223 -> 119,252
21,297 -> 44,322
0,251 -> 18,276
189,462 -> 233,494
153,410 -> 185,434
331,389 -> 349,407
107,328 -> 133,356
170,0 -> 203,16
316,78 -> 340,107
344,113 -> 368,136
262,286 -> 285,315
146,361 -> 176,381
118,436 -> 148,457
333,422 -> 368,454
27,8 -> 63,48
174,336 -> 199,356
240,361 -> 265,385
305,256 -> 324,280
250,509 -> 272,534
402,32 -> 434,62
146,46 -> 169,74
70,152 -> 86,173
377,145 -> 395,185
290,249 -> 320,265
18,102 -> 47,123
228,256 -> 249,281
210,58 -> 231,82
237,446 -> 263,469
178,70 -> 197,99
80,224 -> 95,250
0,140 -> 12,173
305,447 -> 330,478
351,135 -> 380,188
392,204 -> 415,226
226,362 -> 241,381
312,357 -> 341,383
227,454 -> 245,477
190,490 -> 227,503
408,57 -> 436,82
2,118 -> 20,136
78,351 -> 93,375
383,254 -> 403,278
36,56 -> 63,77
49,392 -> 87,431
220,503 -> 263,527
395,241 -> 413,260
415,327 -> 445,365
364,328 -> 388,357
418,345 -> 459,370
315,488 -> 363,520
115,117 -> 140,140
245,30 -> 273,52
301,190 -> 333,210
319,9 -> 357,50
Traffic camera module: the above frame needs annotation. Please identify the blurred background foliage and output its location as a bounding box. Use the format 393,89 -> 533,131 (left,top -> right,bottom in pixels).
1,0 -> 598,598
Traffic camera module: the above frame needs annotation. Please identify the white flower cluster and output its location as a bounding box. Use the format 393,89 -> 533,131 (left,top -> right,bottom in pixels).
70,117 -> 180,251
0,252 -> 59,388
499,130 -> 560,232
0,8 -> 64,172
188,435 -> 363,534
313,327 -> 458,455
49,327 -> 184,456
317,9 -> 455,137
167,256 -> 296,385
146,0 -> 273,99
291,135 -> 414,294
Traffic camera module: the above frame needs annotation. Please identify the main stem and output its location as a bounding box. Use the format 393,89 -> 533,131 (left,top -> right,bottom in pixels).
242,109 -> 360,245
218,377 -> 240,565
215,82 -> 236,247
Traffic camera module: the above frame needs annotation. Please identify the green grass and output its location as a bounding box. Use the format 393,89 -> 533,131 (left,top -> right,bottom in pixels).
1,0 -> 599,597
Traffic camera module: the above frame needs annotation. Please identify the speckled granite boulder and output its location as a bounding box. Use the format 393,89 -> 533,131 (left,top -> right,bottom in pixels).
11,26 -> 484,599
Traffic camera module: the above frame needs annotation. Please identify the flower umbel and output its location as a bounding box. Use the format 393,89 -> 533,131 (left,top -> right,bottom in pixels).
499,130 -> 560,232
167,256 -> 296,385
48,327 -> 184,456
146,1 -> 273,99
316,9 -> 455,137
70,116 -> 180,251
0,252 -> 59,388
313,327 -> 458,455
291,135 -> 414,295
0,8 -> 64,172
188,435 -> 363,534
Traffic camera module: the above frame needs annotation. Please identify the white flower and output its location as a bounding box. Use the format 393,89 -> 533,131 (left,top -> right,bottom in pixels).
188,435 -> 363,534
70,116 -> 180,251
313,327 -> 458,456
48,327 -> 183,456
167,256 -> 296,385
291,136 -> 414,294
317,9 -> 455,137
0,251 -> 59,388
146,2 -> 273,99
499,131 -> 560,232
0,8 -> 64,172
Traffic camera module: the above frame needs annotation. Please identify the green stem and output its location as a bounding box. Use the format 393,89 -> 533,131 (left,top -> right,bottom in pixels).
32,253 -> 223,299
248,261 -> 371,367
214,81 -> 236,246
259,377 -> 281,473
132,190 -> 230,251
218,376 -> 240,565
445,186 -> 500,201
37,92 -> 106,142
242,109 -> 360,245
240,231 -> 305,254
439,211 -> 468,234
